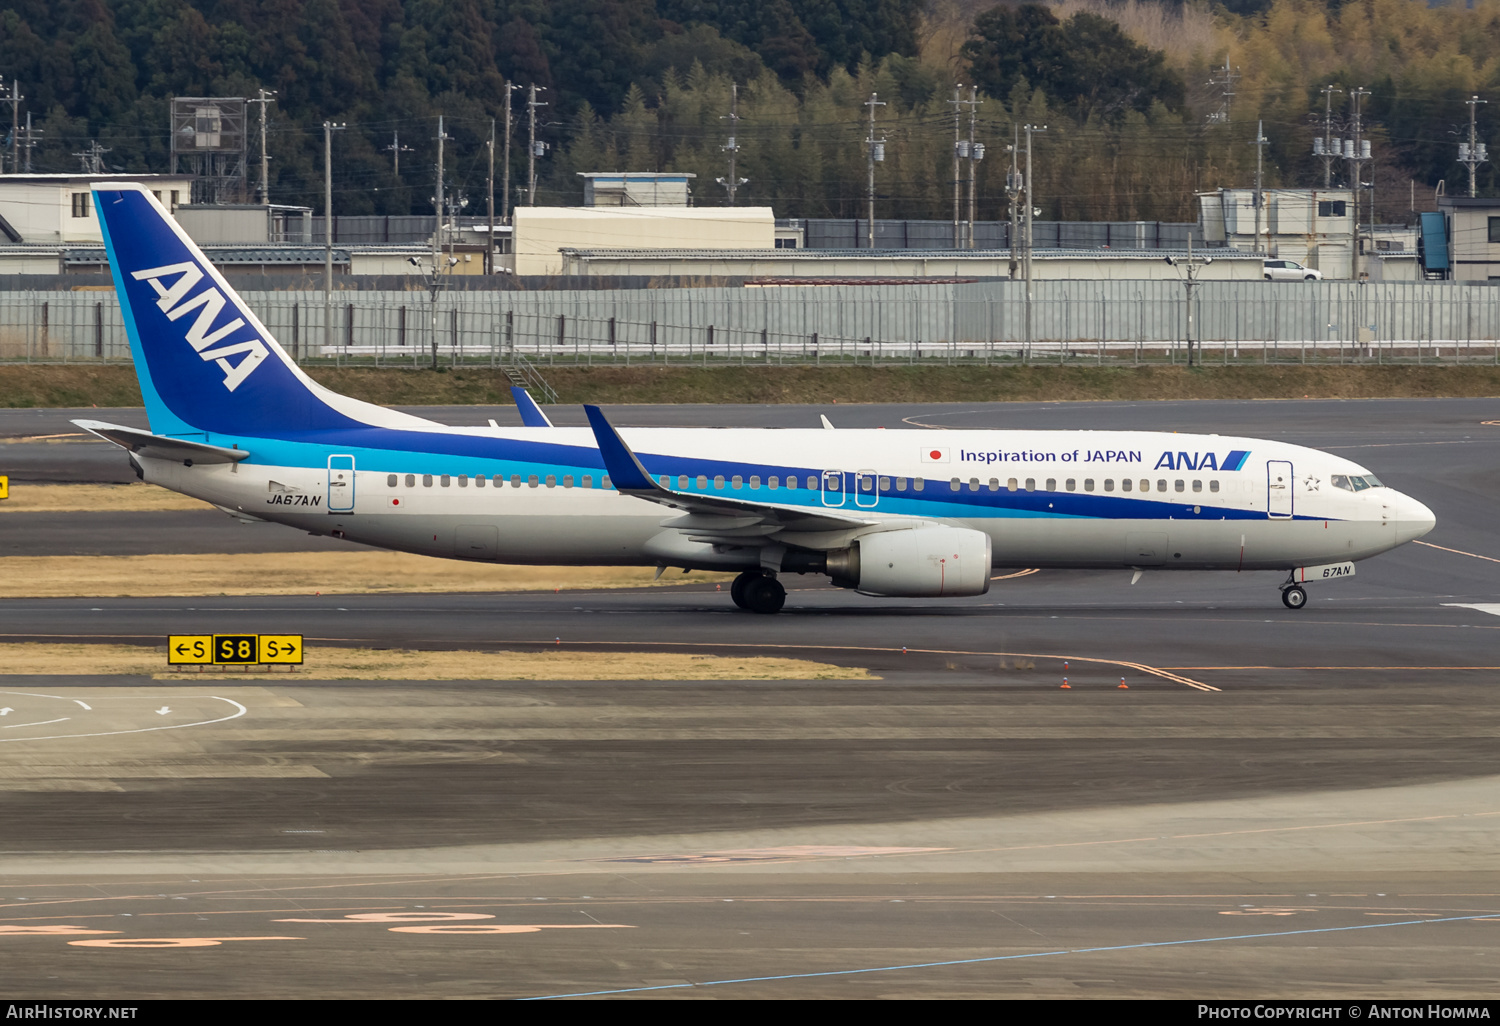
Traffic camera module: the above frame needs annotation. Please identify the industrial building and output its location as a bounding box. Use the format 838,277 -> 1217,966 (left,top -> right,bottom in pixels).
1198,188 -> 1357,278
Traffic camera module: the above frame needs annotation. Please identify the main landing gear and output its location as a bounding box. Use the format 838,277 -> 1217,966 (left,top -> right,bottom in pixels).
731,571 -> 786,614
1280,582 -> 1308,609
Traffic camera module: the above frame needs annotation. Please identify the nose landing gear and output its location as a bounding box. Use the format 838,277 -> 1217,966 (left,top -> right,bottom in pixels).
731,570 -> 786,614
1281,583 -> 1308,609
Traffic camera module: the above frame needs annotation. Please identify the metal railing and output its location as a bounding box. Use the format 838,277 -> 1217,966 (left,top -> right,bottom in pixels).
3,280 -> 1498,368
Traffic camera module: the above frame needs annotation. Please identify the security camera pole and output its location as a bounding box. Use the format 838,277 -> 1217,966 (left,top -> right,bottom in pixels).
1164,236 -> 1213,367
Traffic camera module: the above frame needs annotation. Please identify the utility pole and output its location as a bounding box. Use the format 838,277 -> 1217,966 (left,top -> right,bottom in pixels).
432,114 -> 449,369
1005,123 -> 1021,279
966,86 -> 982,250
4,80 -> 21,174
503,82 -> 518,221
1207,58 -> 1239,124
1022,123 -> 1046,358
248,88 -> 275,204
527,84 -> 548,206
949,85 -> 963,247
1313,84 -> 1343,187
20,113 -> 38,173
322,120 -> 345,356
864,92 -> 886,249
73,140 -> 110,173
1460,94 -> 1489,199
1253,119 -> 1269,254
384,130 -> 413,177
487,118 -> 496,274
717,83 -> 747,204
1348,87 -> 1372,279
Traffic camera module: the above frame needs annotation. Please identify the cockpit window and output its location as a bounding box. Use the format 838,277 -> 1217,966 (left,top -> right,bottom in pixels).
1331,473 -> 1384,492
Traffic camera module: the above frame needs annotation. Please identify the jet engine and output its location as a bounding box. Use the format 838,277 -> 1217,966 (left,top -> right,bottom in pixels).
824,526 -> 992,597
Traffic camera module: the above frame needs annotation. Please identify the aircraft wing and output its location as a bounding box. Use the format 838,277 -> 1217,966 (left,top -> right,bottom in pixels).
72,419 -> 250,464
510,386 -> 554,427
583,405 -> 874,534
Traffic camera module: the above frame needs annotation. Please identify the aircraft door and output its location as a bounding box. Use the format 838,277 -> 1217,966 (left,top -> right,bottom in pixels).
854,470 -> 879,508
1267,460 -> 1293,518
327,454 -> 356,512
821,470 -> 846,507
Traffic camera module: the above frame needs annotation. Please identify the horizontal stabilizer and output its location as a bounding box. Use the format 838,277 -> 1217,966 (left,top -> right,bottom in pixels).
72,419 -> 249,464
510,386 -> 554,428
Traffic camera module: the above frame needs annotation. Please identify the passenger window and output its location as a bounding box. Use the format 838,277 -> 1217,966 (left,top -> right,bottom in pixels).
1103,479 -> 1114,492
1084,479 -> 1095,492
785,476 -> 796,490
1045,478 -> 1056,491
1140,479 -> 1149,492
1192,479 -> 1202,493
602,476 -> 611,489
386,474 -> 397,487
1209,480 -> 1220,493
1121,479 -> 1132,492
1007,478 -> 1018,492
1066,478 -> 1076,492
750,476 -> 760,489
423,474 -> 433,487
1025,478 -> 1035,492
1174,479 -> 1185,492
896,478 -> 907,491
769,476 -> 779,490
807,476 -> 818,489
659,476 -> 670,488
988,478 -> 999,492
458,475 -> 468,488
405,474 -> 416,487
545,475 -> 556,488
732,475 -> 743,488
714,475 -> 725,489
564,475 -> 574,488
582,475 -> 592,489
914,478 -> 924,491
528,475 -> 539,488
878,476 -> 890,491
950,478 -> 961,492
495,475 -> 504,487
697,475 -> 708,489
475,475 -> 485,488
440,475 -> 451,487
1157,479 -> 1167,492
679,475 -> 689,489
511,475 -> 521,488
969,478 -> 981,492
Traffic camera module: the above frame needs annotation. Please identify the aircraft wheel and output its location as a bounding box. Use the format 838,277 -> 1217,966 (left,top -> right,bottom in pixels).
744,575 -> 786,615
730,571 -> 758,610
1281,585 -> 1307,610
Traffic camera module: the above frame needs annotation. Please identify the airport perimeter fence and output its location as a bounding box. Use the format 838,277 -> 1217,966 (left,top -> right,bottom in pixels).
3,279 -> 1500,369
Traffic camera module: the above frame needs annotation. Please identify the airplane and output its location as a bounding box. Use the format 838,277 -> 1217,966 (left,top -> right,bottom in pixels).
74,182 -> 1436,614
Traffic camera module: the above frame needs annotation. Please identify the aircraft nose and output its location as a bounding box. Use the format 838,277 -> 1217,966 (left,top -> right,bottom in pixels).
1390,491 -> 1436,545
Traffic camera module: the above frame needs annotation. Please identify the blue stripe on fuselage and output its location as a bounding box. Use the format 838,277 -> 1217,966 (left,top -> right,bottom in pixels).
220,427 -> 1298,522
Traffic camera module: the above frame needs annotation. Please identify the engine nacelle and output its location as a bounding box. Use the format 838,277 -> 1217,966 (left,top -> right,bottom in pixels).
826,526 -> 992,597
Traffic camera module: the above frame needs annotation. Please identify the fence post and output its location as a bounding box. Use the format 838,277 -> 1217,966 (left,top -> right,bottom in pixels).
555,313 -> 563,366
94,302 -> 103,358
812,330 -> 819,365
706,324 -> 713,367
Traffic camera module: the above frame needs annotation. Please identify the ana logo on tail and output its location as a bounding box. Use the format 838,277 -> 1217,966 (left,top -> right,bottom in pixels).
130,261 -> 268,392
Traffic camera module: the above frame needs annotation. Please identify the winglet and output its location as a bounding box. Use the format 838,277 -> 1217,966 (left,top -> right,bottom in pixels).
510,386 -> 554,427
583,406 -> 660,493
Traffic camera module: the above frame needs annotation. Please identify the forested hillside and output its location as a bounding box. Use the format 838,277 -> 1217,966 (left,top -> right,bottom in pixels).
2,0 -> 1499,223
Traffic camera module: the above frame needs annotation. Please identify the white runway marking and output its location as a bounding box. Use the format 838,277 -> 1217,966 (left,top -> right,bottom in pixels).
0,692 -> 247,743
1444,603 -> 1500,617
1,717 -> 70,730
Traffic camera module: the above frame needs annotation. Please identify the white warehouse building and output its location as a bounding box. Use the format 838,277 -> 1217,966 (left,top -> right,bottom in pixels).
1199,188 -> 1356,278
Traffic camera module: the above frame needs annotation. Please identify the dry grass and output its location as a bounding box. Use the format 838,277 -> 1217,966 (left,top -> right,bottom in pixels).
0,551 -> 729,598
0,643 -> 872,681
0,482 -> 213,513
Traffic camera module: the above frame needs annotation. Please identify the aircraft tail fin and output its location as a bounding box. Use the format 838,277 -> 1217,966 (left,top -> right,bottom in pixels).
93,182 -> 432,437
511,386 -> 554,427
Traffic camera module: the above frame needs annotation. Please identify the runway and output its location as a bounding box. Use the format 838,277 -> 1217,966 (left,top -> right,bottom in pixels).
2,398 -> 1499,999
